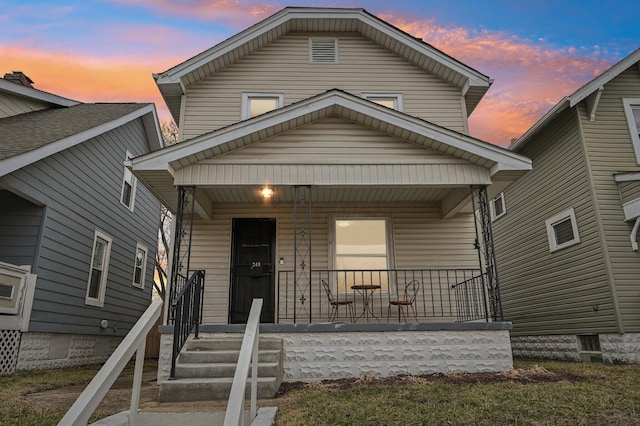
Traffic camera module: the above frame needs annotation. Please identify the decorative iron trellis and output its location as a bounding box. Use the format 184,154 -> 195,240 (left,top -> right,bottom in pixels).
168,186 -> 196,323
470,185 -> 503,321
293,186 -> 312,323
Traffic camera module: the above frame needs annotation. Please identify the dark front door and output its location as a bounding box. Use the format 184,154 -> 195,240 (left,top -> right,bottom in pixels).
229,218 -> 276,324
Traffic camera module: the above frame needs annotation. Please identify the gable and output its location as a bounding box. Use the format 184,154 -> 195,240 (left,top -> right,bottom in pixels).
206,117 -> 464,165
155,7 -> 491,124
183,33 -> 466,138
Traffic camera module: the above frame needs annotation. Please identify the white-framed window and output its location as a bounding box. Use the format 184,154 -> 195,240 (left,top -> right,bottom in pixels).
362,93 -> 404,111
86,230 -> 112,307
309,37 -> 338,64
334,218 -> 390,292
623,99 -> 640,164
132,243 -> 148,289
120,150 -> 137,211
490,192 -> 506,221
545,208 -> 580,252
241,93 -> 284,120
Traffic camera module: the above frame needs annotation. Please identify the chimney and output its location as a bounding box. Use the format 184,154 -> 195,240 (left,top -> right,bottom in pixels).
3,71 -> 34,88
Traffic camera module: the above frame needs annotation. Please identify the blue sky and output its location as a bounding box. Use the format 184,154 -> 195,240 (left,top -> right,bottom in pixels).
1,0 -> 637,144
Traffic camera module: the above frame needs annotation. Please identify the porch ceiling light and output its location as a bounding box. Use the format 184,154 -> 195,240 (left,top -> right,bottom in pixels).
261,187 -> 274,199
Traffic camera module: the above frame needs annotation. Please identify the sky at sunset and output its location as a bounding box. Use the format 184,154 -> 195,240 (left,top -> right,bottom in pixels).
1,0 -> 637,146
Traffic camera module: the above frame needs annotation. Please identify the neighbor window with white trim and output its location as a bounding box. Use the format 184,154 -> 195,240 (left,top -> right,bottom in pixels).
334,219 -> 389,292
545,208 -> 580,252
86,230 -> 112,307
241,93 -> 283,119
132,243 -> 148,289
363,93 -> 403,111
309,37 -> 338,63
622,99 -> 640,163
490,192 -> 506,221
120,150 -> 136,211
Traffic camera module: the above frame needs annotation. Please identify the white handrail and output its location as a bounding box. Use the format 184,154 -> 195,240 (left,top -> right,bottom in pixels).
58,299 -> 163,426
224,298 -> 263,426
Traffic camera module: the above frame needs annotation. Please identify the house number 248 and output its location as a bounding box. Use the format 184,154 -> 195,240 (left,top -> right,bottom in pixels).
250,261 -> 261,269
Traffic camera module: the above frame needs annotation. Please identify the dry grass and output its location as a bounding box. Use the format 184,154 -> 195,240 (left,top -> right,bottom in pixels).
275,359 -> 640,425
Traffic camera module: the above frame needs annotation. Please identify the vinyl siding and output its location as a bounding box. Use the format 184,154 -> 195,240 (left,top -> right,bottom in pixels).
0,190 -> 44,267
494,107 -> 617,336
0,91 -> 49,118
182,32 -> 466,140
0,119 -> 161,335
618,180 -> 640,205
187,202 -> 478,324
174,118 -> 490,186
579,66 -> 640,331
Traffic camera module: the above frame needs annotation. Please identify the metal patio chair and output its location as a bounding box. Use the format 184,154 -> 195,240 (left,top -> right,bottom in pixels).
321,279 -> 354,322
388,279 -> 420,323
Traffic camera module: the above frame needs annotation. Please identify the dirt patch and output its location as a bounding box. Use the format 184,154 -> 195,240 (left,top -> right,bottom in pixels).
276,365 -> 588,395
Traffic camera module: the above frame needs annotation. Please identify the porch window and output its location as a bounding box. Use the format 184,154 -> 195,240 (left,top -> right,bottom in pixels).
363,93 -> 403,111
241,93 -> 283,119
545,208 -> 580,252
132,243 -> 148,289
490,192 -> 506,221
120,150 -> 136,211
334,219 -> 389,292
622,99 -> 640,163
86,230 -> 112,307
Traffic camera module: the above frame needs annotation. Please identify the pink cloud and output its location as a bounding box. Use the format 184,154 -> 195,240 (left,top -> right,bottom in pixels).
109,0 -> 279,27
0,46 -> 175,122
380,12 -> 616,145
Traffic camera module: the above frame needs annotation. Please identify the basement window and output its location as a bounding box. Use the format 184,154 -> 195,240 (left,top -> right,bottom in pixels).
545,208 -> 580,252
579,335 -> 601,352
309,38 -> 338,63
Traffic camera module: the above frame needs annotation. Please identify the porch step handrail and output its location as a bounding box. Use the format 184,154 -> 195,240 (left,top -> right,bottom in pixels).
58,299 -> 162,426
224,298 -> 263,426
170,269 -> 205,378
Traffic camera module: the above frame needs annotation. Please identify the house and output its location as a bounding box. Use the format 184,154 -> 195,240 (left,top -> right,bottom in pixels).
0,72 -> 163,373
492,48 -> 640,364
129,7 -> 531,398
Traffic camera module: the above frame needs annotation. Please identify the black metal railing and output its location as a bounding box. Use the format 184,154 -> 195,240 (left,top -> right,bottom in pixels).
170,269 -> 205,379
451,272 -> 489,322
277,268 -> 487,324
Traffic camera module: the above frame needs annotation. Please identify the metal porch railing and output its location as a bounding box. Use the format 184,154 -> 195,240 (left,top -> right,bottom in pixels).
170,269 -> 205,379
277,268 -> 488,323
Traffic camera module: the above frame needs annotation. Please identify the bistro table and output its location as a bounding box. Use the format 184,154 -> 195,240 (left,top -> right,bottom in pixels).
351,284 -> 381,323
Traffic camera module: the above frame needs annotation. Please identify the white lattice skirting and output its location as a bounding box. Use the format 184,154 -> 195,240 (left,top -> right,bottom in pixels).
0,330 -> 21,375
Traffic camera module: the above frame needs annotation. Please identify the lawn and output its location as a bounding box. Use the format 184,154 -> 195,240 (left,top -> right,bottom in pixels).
275,359 -> 640,425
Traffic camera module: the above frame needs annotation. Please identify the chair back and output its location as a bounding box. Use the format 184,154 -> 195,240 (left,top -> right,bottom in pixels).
321,279 -> 336,304
404,280 -> 420,303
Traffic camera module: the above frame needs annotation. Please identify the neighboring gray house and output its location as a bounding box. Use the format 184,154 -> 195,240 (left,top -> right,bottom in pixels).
493,48 -> 640,363
0,72 -> 163,373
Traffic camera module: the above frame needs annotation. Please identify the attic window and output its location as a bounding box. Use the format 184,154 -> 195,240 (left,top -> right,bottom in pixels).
242,93 -> 283,119
622,99 -> 640,164
309,38 -> 338,63
363,93 -> 403,111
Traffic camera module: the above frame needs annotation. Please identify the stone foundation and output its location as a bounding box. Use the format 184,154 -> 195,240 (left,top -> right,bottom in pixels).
15,332 -> 121,371
159,323 -> 513,382
511,333 -> 640,364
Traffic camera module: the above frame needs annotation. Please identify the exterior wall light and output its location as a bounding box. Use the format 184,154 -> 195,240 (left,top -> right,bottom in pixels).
261,187 -> 274,198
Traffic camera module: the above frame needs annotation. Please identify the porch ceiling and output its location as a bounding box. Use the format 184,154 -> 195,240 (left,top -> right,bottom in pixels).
201,185 -> 455,204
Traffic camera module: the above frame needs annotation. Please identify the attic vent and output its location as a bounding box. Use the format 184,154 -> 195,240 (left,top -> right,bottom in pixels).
310,38 -> 337,63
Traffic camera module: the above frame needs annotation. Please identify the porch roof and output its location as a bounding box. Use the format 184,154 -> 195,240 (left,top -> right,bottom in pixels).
130,90 -> 531,214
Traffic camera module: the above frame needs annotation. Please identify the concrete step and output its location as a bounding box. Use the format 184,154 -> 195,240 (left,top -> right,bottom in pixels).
178,349 -> 281,364
185,337 -> 283,351
174,361 -> 281,379
158,377 -> 279,401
